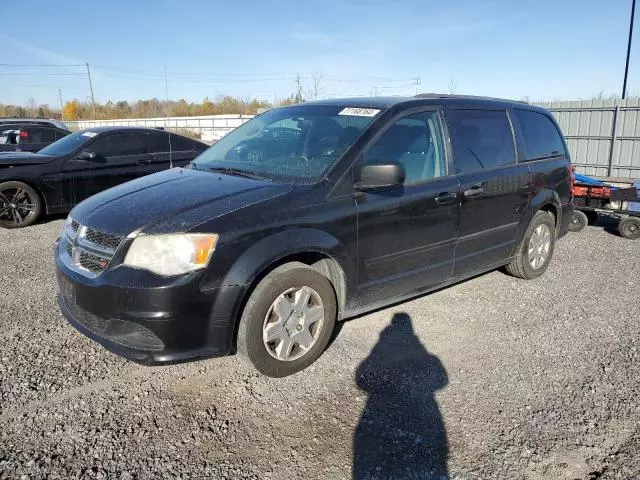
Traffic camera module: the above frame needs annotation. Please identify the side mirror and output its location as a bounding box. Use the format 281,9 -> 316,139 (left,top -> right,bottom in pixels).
76,151 -> 98,161
355,163 -> 405,191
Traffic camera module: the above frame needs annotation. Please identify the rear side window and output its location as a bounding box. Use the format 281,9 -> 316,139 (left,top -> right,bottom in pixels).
27,127 -> 57,143
513,109 -> 566,161
446,109 -> 516,174
169,134 -> 196,152
149,131 -> 171,153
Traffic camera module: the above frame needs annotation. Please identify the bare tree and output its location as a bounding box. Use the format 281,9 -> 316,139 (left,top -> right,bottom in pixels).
447,78 -> 458,95
309,71 -> 325,100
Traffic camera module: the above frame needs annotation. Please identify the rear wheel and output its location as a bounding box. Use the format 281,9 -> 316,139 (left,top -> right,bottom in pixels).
619,216 -> 640,239
568,210 -> 588,232
505,211 -> 556,280
237,262 -> 337,377
0,181 -> 42,229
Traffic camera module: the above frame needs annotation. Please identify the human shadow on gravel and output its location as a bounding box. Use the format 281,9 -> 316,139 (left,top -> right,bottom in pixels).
353,312 -> 449,479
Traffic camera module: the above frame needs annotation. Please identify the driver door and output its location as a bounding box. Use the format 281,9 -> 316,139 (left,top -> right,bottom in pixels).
62,132 -> 151,206
355,109 -> 461,305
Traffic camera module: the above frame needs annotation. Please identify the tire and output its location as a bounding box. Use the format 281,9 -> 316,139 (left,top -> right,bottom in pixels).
568,210 -> 588,232
618,216 -> 640,239
584,210 -> 598,225
237,262 -> 337,377
0,181 -> 42,229
504,211 -> 557,280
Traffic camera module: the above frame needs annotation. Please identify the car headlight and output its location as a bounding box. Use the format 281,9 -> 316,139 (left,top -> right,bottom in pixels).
123,234 -> 218,276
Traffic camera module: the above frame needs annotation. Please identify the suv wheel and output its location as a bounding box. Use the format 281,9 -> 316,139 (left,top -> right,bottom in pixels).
0,181 -> 42,229
237,262 -> 337,377
505,210 -> 556,280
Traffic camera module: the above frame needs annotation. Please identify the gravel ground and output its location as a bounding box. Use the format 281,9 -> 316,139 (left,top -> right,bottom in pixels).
1,216 -> 639,479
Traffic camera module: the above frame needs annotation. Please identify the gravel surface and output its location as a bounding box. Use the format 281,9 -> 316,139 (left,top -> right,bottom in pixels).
1,216 -> 639,479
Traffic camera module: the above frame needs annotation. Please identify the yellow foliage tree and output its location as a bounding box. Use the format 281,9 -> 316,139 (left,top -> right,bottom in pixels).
63,100 -> 80,120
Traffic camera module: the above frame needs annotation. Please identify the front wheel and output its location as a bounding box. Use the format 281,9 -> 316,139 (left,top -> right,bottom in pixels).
0,181 -> 42,228
237,262 -> 337,377
504,211 -> 556,280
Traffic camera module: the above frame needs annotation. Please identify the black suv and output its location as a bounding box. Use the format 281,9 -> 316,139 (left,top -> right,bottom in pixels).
55,95 -> 573,377
0,123 -> 71,153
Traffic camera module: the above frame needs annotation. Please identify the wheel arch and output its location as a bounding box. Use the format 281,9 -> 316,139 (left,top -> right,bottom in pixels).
216,228 -> 355,350
512,189 -> 562,255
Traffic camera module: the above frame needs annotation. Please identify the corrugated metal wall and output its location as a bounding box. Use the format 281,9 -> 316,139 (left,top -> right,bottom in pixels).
535,99 -> 640,179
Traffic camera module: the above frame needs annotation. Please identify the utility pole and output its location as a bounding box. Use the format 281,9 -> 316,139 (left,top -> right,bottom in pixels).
164,65 -> 169,101
373,86 -> 379,96
414,77 -> 421,95
85,62 -> 96,119
58,88 -> 64,120
295,73 -> 302,101
623,0 -> 636,99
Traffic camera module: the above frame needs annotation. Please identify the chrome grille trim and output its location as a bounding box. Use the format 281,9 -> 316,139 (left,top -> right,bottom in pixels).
60,219 -> 124,278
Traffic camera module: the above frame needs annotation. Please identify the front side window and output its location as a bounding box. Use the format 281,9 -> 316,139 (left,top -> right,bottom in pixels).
446,109 -> 516,174
192,104 -> 379,184
363,111 -> 447,183
514,109 -> 566,161
90,133 -> 149,157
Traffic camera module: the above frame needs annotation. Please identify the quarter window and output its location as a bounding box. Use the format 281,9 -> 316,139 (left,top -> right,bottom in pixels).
513,109 -> 566,161
446,109 -> 516,174
363,111 -> 447,184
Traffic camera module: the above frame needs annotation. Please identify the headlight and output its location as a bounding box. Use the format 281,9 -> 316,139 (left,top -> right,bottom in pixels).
123,234 -> 218,276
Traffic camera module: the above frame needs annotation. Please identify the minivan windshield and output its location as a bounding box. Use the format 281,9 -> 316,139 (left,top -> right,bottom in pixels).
39,130 -> 94,156
191,104 -> 380,184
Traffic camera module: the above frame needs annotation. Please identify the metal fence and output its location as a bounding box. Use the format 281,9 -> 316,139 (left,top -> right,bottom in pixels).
64,114 -> 254,143
536,99 -> 640,179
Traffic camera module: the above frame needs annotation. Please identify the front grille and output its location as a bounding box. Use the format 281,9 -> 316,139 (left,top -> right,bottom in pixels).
79,251 -> 110,273
61,220 -> 124,278
84,228 -> 122,251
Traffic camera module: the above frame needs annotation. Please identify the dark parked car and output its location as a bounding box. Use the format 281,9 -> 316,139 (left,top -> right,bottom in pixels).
0,123 -> 71,153
0,126 -> 208,228
55,95 -> 574,377
0,117 -> 69,130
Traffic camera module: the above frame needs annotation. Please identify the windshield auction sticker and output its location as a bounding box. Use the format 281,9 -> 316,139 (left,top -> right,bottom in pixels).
338,107 -> 380,117
81,132 -> 98,137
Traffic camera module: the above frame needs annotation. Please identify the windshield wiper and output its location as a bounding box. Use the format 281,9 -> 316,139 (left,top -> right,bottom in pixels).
207,166 -> 265,180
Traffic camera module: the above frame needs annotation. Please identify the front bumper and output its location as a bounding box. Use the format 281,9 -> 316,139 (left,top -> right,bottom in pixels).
55,240 -> 246,365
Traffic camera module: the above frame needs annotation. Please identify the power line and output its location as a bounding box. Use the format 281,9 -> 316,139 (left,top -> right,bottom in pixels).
0,63 -> 84,67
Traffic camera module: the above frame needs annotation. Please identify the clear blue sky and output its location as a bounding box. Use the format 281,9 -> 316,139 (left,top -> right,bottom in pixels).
1,0 -> 637,106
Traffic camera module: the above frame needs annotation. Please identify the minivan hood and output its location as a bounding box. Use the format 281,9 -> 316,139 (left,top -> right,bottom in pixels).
71,167 -> 294,235
0,152 -> 56,166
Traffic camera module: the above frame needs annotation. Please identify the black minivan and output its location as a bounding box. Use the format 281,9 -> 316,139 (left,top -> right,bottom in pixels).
55,95 -> 573,377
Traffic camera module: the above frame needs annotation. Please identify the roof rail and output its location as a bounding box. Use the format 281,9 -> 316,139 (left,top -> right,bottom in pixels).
414,93 -> 529,104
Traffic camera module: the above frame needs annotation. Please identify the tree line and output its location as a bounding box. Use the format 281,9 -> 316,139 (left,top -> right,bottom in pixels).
0,94 -> 303,121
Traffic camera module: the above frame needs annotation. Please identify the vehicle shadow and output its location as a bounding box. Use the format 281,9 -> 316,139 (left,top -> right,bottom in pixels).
352,312 -> 449,479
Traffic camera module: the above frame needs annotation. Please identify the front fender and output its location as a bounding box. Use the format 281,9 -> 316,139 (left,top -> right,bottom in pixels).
203,228 -> 356,330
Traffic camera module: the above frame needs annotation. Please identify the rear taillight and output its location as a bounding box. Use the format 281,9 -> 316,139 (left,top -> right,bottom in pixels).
19,131 -> 29,138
